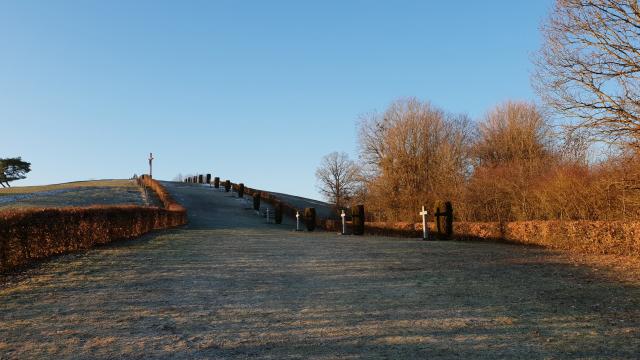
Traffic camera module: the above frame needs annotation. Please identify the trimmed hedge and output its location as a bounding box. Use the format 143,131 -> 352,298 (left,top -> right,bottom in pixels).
322,219 -> 640,256
454,220 -> 640,256
253,192 -> 261,211
0,178 -> 187,272
245,187 -> 298,220
274,202 -> 283,224
351,205 -> 365,235
180,175 -> 640,257
304,208 -> 316,231
222,181 -> 300,223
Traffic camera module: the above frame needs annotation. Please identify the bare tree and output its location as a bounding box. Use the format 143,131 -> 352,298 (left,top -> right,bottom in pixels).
533,0 -> 640,149
315,152 -> 360,209
352,97 -> 639,222
474,101 -> 554,166
357,98 -> 474,221
560,128 -> 592,164
467,101 -> 558,221
357,111 -> 391,172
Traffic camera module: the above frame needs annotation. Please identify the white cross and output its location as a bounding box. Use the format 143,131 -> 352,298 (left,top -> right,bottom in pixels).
341,210 -> 346,235
296,211 -> 300,231
419,206 -> 429,240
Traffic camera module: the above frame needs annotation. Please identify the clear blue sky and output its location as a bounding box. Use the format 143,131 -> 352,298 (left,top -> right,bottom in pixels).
1,0 -> 553,200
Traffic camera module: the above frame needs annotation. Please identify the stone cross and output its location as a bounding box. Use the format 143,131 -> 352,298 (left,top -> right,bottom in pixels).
420,206 -> 429,240
148,153 -> 154,178
341,210 -> 346,235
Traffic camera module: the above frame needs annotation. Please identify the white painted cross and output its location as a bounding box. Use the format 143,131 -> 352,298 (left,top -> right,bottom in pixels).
420,206 -> 429,240
296,211 -> 300,231
341,210 -> 346,235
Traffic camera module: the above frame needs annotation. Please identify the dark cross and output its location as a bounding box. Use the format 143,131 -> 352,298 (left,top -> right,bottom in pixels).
148,153 -> 154,178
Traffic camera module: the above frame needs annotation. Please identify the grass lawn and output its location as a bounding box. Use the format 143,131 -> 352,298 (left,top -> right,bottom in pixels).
0,179 -> 159,209
0,179 -> 135,195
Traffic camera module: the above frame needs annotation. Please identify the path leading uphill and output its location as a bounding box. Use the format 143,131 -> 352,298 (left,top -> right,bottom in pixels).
1,182 -> 640,358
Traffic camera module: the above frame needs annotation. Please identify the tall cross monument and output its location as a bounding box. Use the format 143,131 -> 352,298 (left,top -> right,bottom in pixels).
148,152 -> 154,178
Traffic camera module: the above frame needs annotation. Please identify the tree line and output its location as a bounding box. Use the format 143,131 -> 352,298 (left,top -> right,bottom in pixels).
316,0 -> 640,222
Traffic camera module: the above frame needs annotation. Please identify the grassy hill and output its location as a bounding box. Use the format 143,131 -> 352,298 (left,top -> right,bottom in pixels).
0,179 -> 159,209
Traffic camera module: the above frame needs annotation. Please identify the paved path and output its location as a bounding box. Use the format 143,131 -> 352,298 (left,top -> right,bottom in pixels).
1,182 -> 639,358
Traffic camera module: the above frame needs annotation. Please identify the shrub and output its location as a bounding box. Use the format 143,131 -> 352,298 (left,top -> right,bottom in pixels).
351,205 -> 365,235
305,208 -> 316,231
1,178 -> 187,272
253,192 -> 261,210
274,202 -> 283,224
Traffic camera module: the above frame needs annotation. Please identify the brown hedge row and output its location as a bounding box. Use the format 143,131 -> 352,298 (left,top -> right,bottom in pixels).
322,219 -> 640,256
0,178 -> 187,272
454,221 -> 640,256
213,178 -> 640,256
137,175 -> 185,212
231,182 -> 299,219
208,178 -> 640,256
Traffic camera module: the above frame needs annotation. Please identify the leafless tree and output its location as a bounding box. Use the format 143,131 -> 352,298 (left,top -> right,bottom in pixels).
560,128 -> 592,164
315,152 -> 361,209
533,0 -> 640,149
467,101 -> 558,221
474,101 -> 554,166
357,111 -> 391,173
349,97 -> 640,222
357,98 -> 474,221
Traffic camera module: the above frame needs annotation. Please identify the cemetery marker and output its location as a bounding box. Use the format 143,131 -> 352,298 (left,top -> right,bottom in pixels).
148,152 -> 154,178
420,206 -> 429,240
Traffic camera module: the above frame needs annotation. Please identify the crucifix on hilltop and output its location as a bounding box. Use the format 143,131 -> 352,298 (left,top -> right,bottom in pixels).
148,152 -> 154,178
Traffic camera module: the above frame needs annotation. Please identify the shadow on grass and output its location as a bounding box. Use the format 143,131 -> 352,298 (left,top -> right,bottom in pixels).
3,229 -> 639,358
2,181 -> 639,358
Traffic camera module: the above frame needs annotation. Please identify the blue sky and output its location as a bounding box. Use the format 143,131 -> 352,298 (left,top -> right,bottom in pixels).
1,0 -> 553,200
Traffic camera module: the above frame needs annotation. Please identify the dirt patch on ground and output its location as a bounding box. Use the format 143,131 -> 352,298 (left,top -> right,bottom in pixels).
1,182 -> 639,358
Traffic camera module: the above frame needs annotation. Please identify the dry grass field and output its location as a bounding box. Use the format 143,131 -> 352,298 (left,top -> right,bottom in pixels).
1,182 -> 639,358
